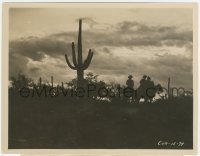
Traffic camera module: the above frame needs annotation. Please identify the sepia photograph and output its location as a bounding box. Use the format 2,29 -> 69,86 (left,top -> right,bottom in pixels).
2,2 -> 198,155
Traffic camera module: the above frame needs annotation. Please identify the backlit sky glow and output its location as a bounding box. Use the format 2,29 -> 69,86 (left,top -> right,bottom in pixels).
9,7 -> 193,89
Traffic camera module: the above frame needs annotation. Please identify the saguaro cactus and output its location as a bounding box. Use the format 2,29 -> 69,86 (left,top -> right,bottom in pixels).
65,19 -> 94,87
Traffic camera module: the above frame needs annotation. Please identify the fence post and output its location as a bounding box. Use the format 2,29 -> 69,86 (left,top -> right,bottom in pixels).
168,77 -> 170,98
51,76 -> 53,87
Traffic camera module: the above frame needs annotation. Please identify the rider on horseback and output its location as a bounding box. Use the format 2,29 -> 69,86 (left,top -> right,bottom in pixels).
139,75 -> 147,100
126,75 -> 134,102
146,76 -> 155,101
126,75 -> 134,89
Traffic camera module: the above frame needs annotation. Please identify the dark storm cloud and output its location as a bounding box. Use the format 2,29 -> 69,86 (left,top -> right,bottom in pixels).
144,54 -> 193,89
103,21 -> 192,47
90,52 -> 192,89
9,51 -> 29,78
67,21 -> 192,48
9,35 -> 75,61
29,67 -> 40,73
9,20 -> 192,61
118,21 -> 176,33
102,47 -> 112,55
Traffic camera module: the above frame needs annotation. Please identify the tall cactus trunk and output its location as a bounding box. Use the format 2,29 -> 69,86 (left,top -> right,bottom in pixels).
77,69 -> 84,87
65,19 -> 94,88
77,20 -> 83,87
78,20 -> 83,65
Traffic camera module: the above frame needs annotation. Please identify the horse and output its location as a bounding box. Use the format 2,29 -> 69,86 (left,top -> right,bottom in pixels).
134,84 -> 163,103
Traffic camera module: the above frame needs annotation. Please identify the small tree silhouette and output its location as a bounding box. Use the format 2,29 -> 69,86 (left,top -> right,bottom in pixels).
85,72 -> 98,84
10,73 -> 33,90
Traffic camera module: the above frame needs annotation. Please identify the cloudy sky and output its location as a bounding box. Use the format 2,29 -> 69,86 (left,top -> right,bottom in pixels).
9,7 -> 193,89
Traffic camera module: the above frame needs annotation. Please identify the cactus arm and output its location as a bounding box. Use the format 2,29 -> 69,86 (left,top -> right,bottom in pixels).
71,42 -> 77,66
65,54 -> 77,70
82,49 -> 94,70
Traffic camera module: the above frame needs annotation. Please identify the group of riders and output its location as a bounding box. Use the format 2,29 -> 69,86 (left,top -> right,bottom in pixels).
126,75 -> 156,102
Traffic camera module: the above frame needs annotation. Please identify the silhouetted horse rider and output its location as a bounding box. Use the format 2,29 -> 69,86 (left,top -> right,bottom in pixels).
146,76 -> 155,102
135,75 -> 162,103
136,75 -> 153,102
140,75 -> 147,86
138,75 -> 147,101
126,75 -> 134,89
126,75 -> 134,102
